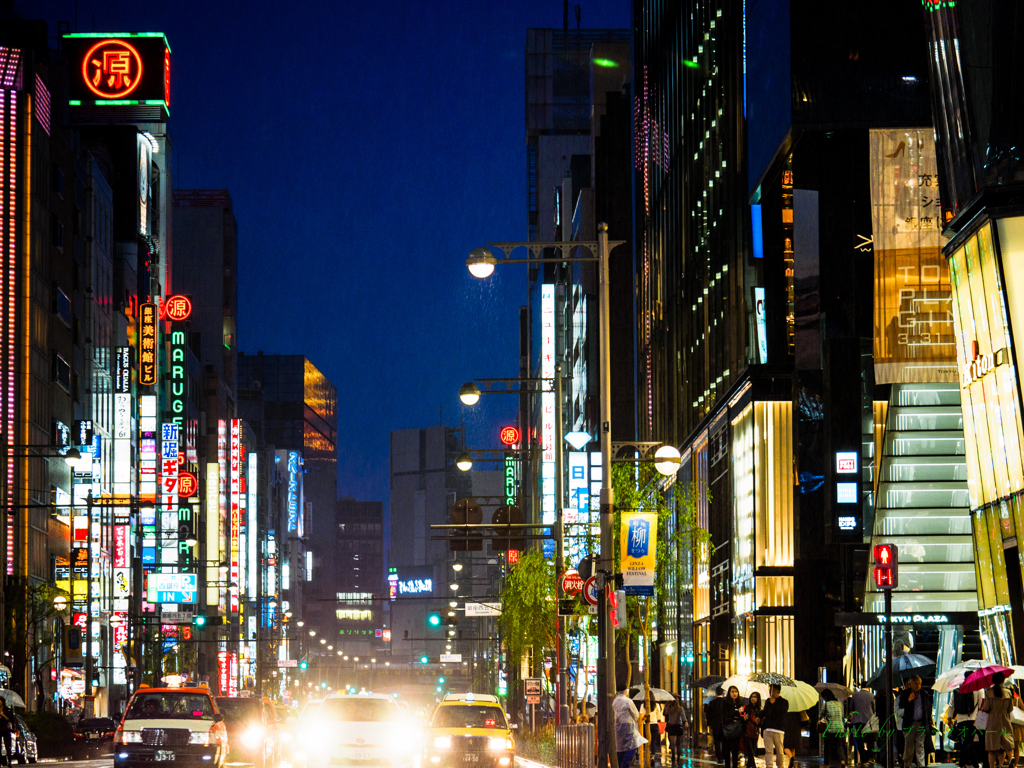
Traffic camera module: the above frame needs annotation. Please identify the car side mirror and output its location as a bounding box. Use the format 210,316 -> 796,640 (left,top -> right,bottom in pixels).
510,724 -> 518,730
213,714 -> 224,723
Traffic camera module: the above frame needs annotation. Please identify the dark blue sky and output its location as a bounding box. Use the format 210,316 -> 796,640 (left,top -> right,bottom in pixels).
33,0 -> 631,507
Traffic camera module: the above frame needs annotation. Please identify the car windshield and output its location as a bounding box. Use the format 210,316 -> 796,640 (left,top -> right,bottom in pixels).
125,693 -> 215,721
317,698 -> 401,722
432,706 -> 507,729
216,699 -> 262,725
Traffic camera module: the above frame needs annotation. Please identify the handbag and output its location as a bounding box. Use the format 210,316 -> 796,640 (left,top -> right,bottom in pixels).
1011,707 -> 1024,727
974,709 -> 989,731
866,714 -> 880,733
816,718 -> 828,734
723,720 -> 743,740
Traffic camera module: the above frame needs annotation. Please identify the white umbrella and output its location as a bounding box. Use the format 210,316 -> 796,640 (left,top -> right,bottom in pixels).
721,674 -> 770,700
0,689 -> 25,709
932,659 -> 998,693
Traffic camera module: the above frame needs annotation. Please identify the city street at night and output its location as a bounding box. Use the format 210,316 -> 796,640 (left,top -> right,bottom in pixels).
0,2 -> 1020,768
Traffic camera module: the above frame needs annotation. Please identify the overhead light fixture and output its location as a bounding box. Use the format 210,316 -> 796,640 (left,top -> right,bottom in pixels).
654,445 -> 682,477
564,431 -> 592,450
452,562 -> 463,572
459,382 -> 481,406
466,247 -> 497,279
456,453 -> 473,471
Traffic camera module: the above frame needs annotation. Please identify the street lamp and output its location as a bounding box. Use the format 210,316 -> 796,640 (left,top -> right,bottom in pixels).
458,382 -> 481,406
452,562 -> 463,572
455,453 -> 473,472
653,445 -> 682,477
309,630 -> 316,637
466,226 -> 623,745
449,583 -> 459,592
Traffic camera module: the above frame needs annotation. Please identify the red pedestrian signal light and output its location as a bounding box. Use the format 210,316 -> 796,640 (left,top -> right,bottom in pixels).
873,544 -> 898,590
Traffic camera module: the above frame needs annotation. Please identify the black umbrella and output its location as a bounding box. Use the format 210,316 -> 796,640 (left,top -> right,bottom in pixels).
868,653 -> 935,686
694,675 -> 726,689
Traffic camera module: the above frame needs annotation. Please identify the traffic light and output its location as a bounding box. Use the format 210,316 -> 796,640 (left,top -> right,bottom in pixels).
193,616 -> 224,627
449,498 -> 483,551
320,682 -> 327,689
427,612 -> 442,628
873,544 -> 899,589
420,655 -> 429,664
444,614 -> 459,627
194,615 -> 206,627
299,660 -> 309,671
491,505 -> 525,552
438,676 -> 446,684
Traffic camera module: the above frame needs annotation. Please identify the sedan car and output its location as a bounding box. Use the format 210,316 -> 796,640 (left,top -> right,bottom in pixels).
113,687 -> 228,768
215,697 -> 277,768
10,715 -> 37,764
72,717 -> 118,758
300,693 -> 416,768
421,694 -> 514,768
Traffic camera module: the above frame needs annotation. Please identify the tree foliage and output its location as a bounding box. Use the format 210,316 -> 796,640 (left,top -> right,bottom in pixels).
497,549 -> 555,670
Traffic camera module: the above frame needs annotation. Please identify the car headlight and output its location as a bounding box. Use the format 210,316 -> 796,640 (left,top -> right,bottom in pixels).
433,736 -> 451,749
488,738 -> 513,751
188,732 -> 213,746
115,730 -> 142,744
241,728 -> 263,749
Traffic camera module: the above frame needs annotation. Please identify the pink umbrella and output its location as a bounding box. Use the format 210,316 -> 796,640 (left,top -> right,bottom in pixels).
959,665 -> 1015,693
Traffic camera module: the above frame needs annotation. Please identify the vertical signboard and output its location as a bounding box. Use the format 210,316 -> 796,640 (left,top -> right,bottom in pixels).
168,329 -> 186,425
230,419 -> 241,612
287,451 -> 301,534
620,512 -> 657,596
540,285 -> 556,553
139,302 -> 158,386
870,129 -> 957,383
247,452 -> 258,601
754,287 -> 768,364
206,463 -> 220,607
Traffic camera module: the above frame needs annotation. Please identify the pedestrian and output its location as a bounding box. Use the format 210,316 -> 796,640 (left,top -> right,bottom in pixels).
951,685 -> 983,768
762,684 -> 789,768
741,691 -> 762,768
707,686 -> 728,764
819,688 -> 847,768
1008,685 -> 1024,768
720,686 -> 744,768
849,682 -> 876,766
664,698 -> 686,767
615,685 -> 648,768
898,675 -> 932,768
979,672 -> 1013,768
0,699 -> 13,767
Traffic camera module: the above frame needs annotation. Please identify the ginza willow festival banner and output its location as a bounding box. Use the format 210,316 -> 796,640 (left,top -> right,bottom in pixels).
621,512 -> 657,596
870,129 -> 958,384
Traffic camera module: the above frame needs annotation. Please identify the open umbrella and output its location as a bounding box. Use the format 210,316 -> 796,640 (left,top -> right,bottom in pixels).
869,653 -> 935,686
695,675 -> 726,690
0,690 -> 25,709
779,681 -> 820,711
960,665 -> 1015,693
815,682 -> 854,701
721,674 -> 770,700
629,686 -> 678,704
932,659 -> 995,693
750,672 -> 797,687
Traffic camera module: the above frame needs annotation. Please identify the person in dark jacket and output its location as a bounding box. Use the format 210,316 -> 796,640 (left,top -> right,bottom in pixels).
707,687 -> 727,764
761,684 -> 790,768
721,687 -> 744,768
741,691 -> 763,768
898,675 -> 932,768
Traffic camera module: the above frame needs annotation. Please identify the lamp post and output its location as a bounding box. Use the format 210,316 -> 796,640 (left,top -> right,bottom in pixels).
466,226 -> 622,754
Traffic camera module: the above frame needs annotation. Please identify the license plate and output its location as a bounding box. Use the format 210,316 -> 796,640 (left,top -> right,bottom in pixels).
350,751 -> 370,761
155,751 -> 176,761
89,734 -> 97,739
464,755 -> 479,763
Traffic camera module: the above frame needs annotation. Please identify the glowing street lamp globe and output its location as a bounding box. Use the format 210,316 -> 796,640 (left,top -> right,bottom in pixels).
456,453 -> 473,472
459,382 -> 481,406
654,445 -> 682,477
466,247 -> 497,279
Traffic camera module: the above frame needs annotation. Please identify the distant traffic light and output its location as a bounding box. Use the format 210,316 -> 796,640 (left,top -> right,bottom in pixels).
449,499 -> 483,552
193,615 -> 224,627
420,655 -> 429,665
299,660 -> 309,671
427,612 -> 442,628
438,676 -> 446,684
443,614 -> 459,627
320,682 -> 327,689
436,686 -> 443,693
194,615 -> 206,627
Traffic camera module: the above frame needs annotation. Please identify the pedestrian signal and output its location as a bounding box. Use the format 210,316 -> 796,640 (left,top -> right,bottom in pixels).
873,544 -> 898,590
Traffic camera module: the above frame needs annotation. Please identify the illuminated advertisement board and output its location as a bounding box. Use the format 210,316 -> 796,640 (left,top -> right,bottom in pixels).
541,285 -> 556,540
139,302 -> 158,386
139,395 -> 157,503
870,129 -> 957,384
161,424 -> 179,567
168,329 -> 186,425
287,451 -> 302,534
146,572 -> 196,604
230,419 -> 240,612
247,452 -> 258,601
63,33 -> 170,110
206,463 -> 220,607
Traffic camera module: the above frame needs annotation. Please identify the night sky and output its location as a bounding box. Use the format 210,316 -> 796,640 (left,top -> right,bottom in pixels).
32,0 -> 631,509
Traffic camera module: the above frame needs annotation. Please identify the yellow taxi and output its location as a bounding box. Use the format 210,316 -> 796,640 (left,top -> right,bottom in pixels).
422,694 -> 514,768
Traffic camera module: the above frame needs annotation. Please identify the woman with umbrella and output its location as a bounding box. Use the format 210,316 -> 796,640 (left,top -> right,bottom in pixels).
978,672 -> 1013,768
721,686 -> 745,768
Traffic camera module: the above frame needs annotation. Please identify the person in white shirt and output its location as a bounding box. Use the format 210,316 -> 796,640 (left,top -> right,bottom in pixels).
615,688 -> 649,768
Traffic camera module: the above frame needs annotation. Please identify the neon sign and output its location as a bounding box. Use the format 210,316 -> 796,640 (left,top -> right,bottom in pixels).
82,39 -> 143,99
230,419 -> 240,612
397,578 -> 433,595
500,425 -> 521,446
162,295 -> 192,322
505,455 -> 516,505
168,329 -> 186,423
139,302 -> 157,386
287,451 -> 301,533
178,471 -> 197,497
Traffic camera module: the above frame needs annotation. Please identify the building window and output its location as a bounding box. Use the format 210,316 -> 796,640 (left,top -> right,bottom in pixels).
55,286 -> 71,326
52,216 -> 64,252
53,353 -> 71,391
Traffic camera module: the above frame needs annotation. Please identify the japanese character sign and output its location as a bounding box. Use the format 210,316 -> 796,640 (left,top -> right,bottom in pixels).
138,302 -> 158,386
620,512 -> 657,595
82,40 -> 143,99
161,295 -> 192,322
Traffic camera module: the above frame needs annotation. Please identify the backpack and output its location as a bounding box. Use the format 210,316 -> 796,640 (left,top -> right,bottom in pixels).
953,691 -> 975,716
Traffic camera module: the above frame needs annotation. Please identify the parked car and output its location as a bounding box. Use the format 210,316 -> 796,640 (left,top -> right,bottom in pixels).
72,717 -> 117,758
10,714 -> 38,764
215,696 -> 277,768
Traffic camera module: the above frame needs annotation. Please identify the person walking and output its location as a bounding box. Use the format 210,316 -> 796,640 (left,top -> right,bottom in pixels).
898,675 -> 932,768
979,672 -> 1013,768
761,683 -> 790,768
951,686 -> 983,768
615,686 -> 649,768
820,688 -> 847,768
707,687 -> 728,765
741,691 -> 763,768
720,686 -> 744,768
849,683 -> 876,766
664,698 -> 686,767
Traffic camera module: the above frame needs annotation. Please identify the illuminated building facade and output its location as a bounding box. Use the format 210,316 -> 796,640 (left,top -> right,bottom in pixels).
634,0 -> 959,720
333,498 -> 384,655
923,1 -> 1024,663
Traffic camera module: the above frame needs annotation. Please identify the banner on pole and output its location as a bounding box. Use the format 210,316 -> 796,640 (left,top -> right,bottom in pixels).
621,512 -> 657,596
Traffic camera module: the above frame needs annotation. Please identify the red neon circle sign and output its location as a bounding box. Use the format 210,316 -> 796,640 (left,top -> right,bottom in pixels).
163,295 -> 192,321
81,40 -> 144,100
178,471 -> 198,498
499,426 -> 521,446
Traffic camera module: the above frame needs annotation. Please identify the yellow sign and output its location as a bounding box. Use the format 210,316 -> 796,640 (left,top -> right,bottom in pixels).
620,512 -> 657,596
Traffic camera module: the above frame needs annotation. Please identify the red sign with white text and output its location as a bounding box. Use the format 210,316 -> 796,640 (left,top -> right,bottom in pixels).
114,525 -> 129,568
560,570 -> 585,595
500,426 -> 521,446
